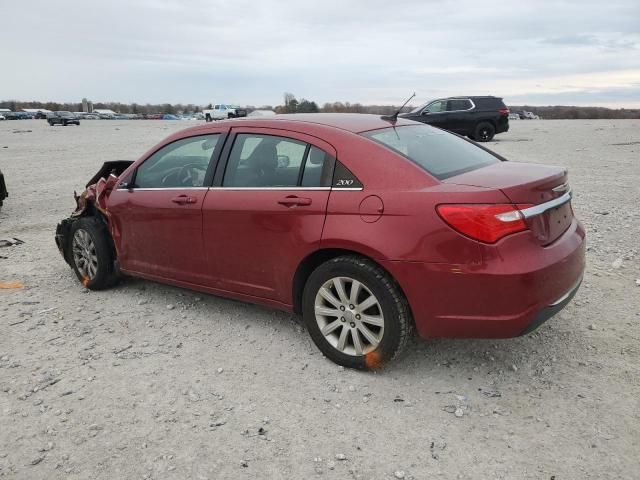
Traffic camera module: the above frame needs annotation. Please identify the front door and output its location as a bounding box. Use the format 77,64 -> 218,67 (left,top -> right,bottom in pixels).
107,133 -> 223,284
202,127 -> 336,304
419,99 -> 450,129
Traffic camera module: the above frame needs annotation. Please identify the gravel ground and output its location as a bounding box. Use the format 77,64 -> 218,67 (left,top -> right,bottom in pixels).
0,119 -> 639,479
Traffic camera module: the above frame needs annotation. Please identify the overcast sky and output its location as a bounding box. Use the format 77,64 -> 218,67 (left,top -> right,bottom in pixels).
1,0 -> 639,107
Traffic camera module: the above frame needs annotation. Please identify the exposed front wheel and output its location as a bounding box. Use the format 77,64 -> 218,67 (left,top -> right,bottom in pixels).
302,256 -> 412,370
68,217 -> 118,290
473,122 -> 495,142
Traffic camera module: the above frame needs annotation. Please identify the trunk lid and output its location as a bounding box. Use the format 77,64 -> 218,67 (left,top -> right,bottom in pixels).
443,162 -> 573,245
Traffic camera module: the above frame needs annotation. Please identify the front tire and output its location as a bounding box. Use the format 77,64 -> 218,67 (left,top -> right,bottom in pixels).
68,217 -> 118,290
302,256 -> 412,370
473,122 -> 495,142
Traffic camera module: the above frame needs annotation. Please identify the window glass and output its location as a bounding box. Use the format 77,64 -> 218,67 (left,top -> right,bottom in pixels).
301,146 -> 332,187
223,134 -> 308,187
135,135 -> 219,188
363,125 -> 499,180
424,100 -> 447,114
447,99 -> 472,111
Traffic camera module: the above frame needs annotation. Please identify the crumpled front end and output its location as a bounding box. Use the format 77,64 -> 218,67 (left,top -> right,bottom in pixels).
55,160 -> 133,264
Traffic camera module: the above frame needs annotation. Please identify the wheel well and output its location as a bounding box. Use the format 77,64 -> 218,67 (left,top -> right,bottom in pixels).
291,248 -> 412,320
81,207 -> 118,261
476,119 -> 496,130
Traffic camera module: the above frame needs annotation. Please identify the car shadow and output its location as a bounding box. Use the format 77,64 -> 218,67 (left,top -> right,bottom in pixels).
113,276 -> 577,375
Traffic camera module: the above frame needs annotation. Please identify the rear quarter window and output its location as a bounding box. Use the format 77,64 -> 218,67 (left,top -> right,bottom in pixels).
363,125 -> 500,180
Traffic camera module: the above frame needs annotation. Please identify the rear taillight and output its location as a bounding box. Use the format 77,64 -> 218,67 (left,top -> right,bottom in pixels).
498,108 -> 510,115
436,204 -> 533,243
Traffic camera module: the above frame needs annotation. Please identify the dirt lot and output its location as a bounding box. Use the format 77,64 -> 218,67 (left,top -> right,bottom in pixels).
0,119 -> 639,479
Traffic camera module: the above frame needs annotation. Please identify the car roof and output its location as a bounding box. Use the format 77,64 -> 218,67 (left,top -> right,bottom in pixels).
192,113 -> 417,134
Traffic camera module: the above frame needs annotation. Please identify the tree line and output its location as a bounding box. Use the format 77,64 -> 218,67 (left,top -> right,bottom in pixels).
2,96 -> 638,119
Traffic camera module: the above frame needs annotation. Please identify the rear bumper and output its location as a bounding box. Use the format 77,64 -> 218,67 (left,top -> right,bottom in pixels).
519,276 -> 582,335
381,218 -> 586,338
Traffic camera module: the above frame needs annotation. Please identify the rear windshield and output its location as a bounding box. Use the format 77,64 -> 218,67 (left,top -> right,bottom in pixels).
362,125 -> 500,180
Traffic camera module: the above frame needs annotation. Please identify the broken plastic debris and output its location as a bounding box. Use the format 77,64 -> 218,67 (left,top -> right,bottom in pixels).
0,281 -> 24,289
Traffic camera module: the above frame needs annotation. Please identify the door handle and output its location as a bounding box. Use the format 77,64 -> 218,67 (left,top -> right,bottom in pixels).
277,195 -> 312,207
171,195 -> 197,205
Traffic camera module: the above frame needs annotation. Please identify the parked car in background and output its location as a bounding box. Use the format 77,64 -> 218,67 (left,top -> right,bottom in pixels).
0,114 -> 5,121
515,110 -> 539,120
508,113 -> 520,120
162,114 -> 180,120
47,111 -> 80,126
0,168 -> 7,209
203,104 -> 246,122
400,96 -> 510,142
55,114 -> 584,369
3,112 -> 22,120
145,114 -> 163,120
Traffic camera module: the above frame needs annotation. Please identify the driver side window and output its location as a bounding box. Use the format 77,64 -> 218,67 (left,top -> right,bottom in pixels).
423,100 -> 447,114
135,134 -> 220,188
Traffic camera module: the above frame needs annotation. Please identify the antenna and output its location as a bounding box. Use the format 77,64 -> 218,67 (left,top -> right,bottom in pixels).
381,92 -> 416,123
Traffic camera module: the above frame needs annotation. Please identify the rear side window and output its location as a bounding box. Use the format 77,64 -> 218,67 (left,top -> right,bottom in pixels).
223,134 -> 334,188
363,125 -> 499,180
447,99 -> 472,111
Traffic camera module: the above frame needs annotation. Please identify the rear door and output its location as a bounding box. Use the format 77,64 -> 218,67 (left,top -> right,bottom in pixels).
202,127 -> 336,303
445,98 -> 474,134
107,132 -> 225,284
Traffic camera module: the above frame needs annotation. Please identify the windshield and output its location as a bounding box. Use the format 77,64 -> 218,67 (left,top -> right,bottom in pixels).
362,125 -> 500,180
409,103 -> 427,114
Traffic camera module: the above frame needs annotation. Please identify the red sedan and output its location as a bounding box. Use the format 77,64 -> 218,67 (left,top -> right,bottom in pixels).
55,114 -> 585,369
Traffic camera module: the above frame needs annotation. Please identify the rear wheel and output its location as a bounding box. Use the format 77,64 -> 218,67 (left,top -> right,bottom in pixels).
68,217 -> 118,290
302,256 -> 412,370
473,122 -> 495,142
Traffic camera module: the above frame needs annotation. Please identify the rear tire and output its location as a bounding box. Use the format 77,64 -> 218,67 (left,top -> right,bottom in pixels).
68,217 -> 118,290
302,255 -> 412,370
473,122 -> 495,142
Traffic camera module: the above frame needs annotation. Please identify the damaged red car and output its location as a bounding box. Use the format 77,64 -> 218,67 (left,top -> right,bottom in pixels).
55,114 -> 585,369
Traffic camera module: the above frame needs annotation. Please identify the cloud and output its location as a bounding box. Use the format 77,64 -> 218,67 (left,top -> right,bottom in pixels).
0,0 -> 639,107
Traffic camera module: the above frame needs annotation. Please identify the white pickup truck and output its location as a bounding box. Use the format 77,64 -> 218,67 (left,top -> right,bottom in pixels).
202,104 -> 247,122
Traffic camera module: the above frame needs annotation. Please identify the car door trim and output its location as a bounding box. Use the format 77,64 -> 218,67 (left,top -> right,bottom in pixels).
125,187 -> 210,191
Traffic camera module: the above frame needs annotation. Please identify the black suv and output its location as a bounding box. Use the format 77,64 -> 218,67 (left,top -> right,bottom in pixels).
47,111 -> 80,126
399,96 -> 509,142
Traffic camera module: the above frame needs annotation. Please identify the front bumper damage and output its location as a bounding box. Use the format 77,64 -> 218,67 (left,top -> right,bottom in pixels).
54,160 -> 133,265
0,170 -> 8,204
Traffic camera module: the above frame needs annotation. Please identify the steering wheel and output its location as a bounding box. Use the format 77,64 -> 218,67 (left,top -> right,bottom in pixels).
174,163 -> 207,187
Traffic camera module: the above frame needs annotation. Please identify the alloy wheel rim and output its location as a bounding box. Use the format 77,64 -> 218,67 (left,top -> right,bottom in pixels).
479,127 -> 490,140
314,276 -> 384,356
72,229 -> 98,280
